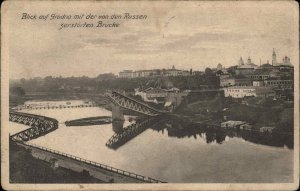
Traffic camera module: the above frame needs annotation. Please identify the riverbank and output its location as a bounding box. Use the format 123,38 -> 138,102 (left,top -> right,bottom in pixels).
9,141 -> 104,183
8,101 -> 293,183
9,92 -> 108,108
175,94 -> 294,134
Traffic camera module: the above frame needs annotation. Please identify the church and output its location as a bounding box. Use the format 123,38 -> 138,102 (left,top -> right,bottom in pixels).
271,48 -> 292,66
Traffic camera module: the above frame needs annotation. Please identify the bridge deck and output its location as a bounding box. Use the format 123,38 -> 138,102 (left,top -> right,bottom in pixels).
9,111 -> 59,142
105,91 -> 167,116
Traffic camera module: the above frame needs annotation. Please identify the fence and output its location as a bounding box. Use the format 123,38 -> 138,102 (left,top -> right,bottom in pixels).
15,141 -> 165,183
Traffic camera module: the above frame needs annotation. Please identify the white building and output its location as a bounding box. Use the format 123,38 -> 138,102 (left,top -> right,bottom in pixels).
221,121 -> 247,129
223,86 -> 275,98
220,77 -> 235,87
119,66 -> 190,78
135,87 -> 168,103
119,70 -> 135,78
252,81 -> 264,87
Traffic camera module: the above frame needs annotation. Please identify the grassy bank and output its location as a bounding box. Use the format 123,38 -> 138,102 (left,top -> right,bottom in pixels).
9,141 -> 104,183
175,94 -> 294,133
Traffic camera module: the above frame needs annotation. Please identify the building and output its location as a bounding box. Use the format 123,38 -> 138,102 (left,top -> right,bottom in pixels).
135,87 -> 168,103
252,81 -> 264,87
217,63 -> 223,71
221,121 -> 247,129
220,76 -> 252,87
119,66 -> 190,78
235,57 -> 258,75
264,79 -> 293,90
237,57 -> 258,69
271,48 -> 293,66
259,63 -> 275,70
260,126 -> 275,133
240,123 -> 253,130
119,70 -> 135,78
247,70 -> 271,81
272,48 -> 277,66
234,78 -> 252,86
223,86 -> 275,98
220,77 -> 235,87
164,66 -> 190,76
216,63 -> 228,74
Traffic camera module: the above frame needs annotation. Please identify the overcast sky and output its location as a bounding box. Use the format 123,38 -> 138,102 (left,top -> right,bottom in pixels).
5,1 -> 298,79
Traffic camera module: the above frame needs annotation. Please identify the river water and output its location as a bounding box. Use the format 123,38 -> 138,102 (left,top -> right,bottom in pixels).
9,100 -> 293,183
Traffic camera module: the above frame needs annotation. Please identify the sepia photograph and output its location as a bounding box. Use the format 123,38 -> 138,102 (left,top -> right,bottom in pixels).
1,0 -> 299,190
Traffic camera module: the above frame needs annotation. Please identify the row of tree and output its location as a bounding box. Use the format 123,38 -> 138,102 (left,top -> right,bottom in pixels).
10,72 -> 220,93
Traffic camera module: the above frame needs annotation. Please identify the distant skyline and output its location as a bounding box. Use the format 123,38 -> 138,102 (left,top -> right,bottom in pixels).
6,1 -> 298,79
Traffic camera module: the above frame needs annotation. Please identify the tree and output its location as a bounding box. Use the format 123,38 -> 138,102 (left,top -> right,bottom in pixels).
10,87 -> 25,96
205,67 -> 213,76
227,66 -> 237,76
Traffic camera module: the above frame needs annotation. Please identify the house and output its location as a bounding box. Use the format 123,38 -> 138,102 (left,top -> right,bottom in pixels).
240,123 -> 252,130
119,70 -> 135,78
234,78 -> 252,86
220,77 -> 235,87
221,121 -> 247,129
223,86 -> 275,98
264,79 -> 293,90
247,70 -> 271,80
252,80 -> 264,87
260,126 -> 275,133
135,87 -> 168,103
164,101 -> 174,111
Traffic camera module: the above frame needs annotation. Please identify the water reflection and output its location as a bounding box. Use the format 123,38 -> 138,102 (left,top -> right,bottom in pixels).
117,116 -> 293,149
152,120 -> 293,149
112,120 -> 125,134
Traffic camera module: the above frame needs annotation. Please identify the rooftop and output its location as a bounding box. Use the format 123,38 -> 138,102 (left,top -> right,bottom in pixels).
223,86 -> 273,90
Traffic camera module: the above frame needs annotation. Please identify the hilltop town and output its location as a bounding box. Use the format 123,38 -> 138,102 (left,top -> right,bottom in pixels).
10,49 -> 294,134
117,49 -> 293,103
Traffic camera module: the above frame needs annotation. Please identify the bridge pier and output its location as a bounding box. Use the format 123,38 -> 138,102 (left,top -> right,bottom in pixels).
111,104 -> 125,122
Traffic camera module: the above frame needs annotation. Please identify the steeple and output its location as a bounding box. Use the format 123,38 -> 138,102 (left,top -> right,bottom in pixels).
238,57 -> 244,66
272,48 -> 277,66
260,58 -> 261,66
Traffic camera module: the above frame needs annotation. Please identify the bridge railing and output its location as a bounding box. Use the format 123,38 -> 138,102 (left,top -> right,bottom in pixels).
107,91 -> 167,114
15,141 -> 165,183
11,104 -> 100,111
9,112 -> 59,141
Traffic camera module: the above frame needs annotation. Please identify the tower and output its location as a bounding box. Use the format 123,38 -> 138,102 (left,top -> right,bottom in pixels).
272,48 -> 277,66
238,57 -> 244,66
217,63 -> 222,70
260,58 -> 261,66
247,56 -> 252,65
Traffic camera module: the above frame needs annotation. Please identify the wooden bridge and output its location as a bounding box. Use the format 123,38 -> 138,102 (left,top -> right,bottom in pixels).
105,91 -> 166,117
9,111 -> 59,142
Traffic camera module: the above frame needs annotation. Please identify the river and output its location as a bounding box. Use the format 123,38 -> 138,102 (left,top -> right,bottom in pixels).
9,100 -> 294,183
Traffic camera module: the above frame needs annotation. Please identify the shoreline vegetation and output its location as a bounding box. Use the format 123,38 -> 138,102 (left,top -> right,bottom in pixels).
10,90 -> 294,134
